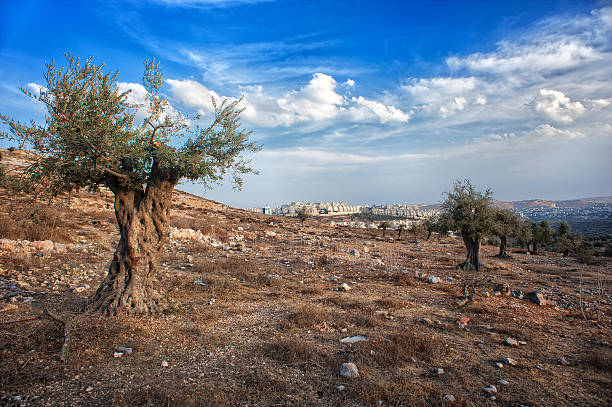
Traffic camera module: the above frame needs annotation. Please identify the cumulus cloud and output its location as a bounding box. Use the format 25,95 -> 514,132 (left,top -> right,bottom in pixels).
26,82 -> 48,96
167,73 -> 411,127
117,82 -> 179,123
277,73 -> 344,123
532,89 -> 585,123
402,77 -> 486,117
165,79 -> 220,114
349,96 -> 411,123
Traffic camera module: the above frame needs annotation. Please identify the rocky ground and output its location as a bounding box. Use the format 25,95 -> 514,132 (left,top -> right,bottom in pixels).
0,151 -> 610,407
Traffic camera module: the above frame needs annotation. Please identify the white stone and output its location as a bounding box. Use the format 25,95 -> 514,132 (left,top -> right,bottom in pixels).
505,337 -> 519,347
338,283 -> 351,291
340,362 -> 359,378
161,360 -> 169,367
483,385 -> 497,394
428,276 -> 441,284
443,394 -> 456,403
505,357 -> 518,366
339,335 -> 367,344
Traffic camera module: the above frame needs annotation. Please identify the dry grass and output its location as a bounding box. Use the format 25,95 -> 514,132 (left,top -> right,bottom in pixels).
265,337 -> 329,364
0,179 -> 611,406
0,203 -> 73,242
583,348 -> 612,372
351,331 -> 447,367
279,304 -> 333,330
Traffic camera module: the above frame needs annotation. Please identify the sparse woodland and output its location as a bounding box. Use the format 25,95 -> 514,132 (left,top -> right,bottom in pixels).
0,56 -> 610,406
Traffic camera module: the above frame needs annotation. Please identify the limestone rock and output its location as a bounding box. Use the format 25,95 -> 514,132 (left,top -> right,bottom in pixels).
339,335 -> 367,344
483,385 -> 497,394
505,337 -> 519,347
525,290 -> 547,306
340,362 -> 359,378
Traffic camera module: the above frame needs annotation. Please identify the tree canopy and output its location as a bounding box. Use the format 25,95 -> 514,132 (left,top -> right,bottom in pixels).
440,179 -> 493,271
1,55 -> 261,196
0,54 -> 261,315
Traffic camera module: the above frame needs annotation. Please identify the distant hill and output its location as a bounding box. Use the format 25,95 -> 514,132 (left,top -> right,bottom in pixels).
492,196 -> 612,210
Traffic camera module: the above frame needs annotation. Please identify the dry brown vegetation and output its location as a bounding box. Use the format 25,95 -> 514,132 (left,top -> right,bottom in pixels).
0,148 -> 611,406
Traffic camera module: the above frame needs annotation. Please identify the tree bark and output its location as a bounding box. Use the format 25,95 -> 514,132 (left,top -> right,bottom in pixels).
495,235 -> 509,258
91,177 -> 175,315
531,241 -> 538,254
427,230 -> 432,240
461,231 -> 481,271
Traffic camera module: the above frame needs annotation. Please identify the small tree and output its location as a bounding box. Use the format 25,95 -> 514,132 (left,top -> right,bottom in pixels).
424,218 -> 436,240
555,221 -> 572,257
408,222 -> 427,245
531,220 -> 553,254
397,224 -> 405,239
378,221 -> 391,237
441,180 -> 493,271
490,207 -> 520,258
517,219 -> 533,251
1,55 -> 261,315
297,206 -> 310,224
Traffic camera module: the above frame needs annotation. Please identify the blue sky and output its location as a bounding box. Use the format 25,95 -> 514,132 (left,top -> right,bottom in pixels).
1,0 -> 611,207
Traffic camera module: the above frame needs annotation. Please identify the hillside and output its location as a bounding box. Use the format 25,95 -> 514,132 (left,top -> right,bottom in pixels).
0,148 -> 610,406
492,198 -> 612,211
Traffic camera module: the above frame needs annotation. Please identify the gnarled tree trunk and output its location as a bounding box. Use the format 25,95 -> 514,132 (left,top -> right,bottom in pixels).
91,177 -> 175,315
495,235 -> 509,258
461,231 -> 481,271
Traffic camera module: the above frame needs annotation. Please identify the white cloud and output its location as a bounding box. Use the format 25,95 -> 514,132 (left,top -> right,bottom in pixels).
167,73 -> 413,127
402,77 -> 486,118
117,82 -> 179,123
447,41 -> 599,75
532,124 -> 586,139
349,96 -> 410,123
26,82 -> 48,96
474,95 -> 487,105
344,78 -> 355,87
164,79 -> 220,114
532,89 -> 585,123
277,73 -> 344,123
403,77 -> 477,103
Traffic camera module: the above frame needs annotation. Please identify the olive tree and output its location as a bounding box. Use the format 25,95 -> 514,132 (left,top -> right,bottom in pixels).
378,221 -> 391,237
517,219 -> 533,250
408,221 -> 427,245
490,207 -> 520,258
0,55 -> 261,315
531,220 -> 553,254
297,206 -> 310,224
440,180 -> 493,271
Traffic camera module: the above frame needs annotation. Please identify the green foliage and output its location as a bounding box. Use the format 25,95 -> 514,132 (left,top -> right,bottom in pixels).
556,220 -> 570,237
490,207 -> 520,239
534,220 -> 554,246
378,221 -> 392,230
517,219 -> 533,249
297,206 -> 310,223
440,179 -> 493,237
0,54 -> 261,196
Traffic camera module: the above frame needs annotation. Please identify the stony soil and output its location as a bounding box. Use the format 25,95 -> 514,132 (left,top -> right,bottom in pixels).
0,151 -> 610,407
